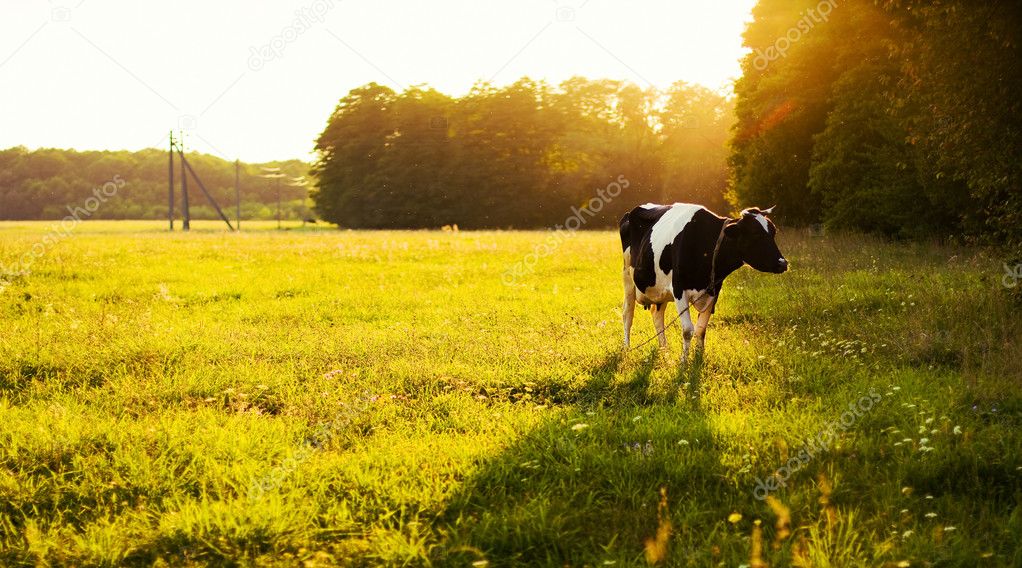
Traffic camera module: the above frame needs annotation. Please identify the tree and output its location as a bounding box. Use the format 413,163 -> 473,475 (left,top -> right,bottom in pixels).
311,83 -> 396,227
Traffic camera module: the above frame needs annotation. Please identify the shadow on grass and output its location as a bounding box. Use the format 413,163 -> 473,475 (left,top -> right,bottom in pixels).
566,348 -> 665,407
431,348 -> 724,565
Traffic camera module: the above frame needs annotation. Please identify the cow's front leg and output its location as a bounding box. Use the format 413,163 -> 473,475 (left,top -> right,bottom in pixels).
693,297 -> 716,352
676,292 -> 695,361
651,303 -> 667,349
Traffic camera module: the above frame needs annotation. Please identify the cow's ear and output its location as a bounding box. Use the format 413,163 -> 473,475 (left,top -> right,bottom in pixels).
724,219 -> 743,238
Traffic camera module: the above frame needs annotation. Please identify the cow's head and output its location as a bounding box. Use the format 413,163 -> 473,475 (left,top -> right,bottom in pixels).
724,206 -> 788,273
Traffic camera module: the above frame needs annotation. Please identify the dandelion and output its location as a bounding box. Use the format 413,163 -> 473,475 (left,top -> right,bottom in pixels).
902,530 -> 913,539
953,425 -> 962,435
728,512 -> 743,524
678,439 -> 689,446
925,512 -> 937,518
920,438 -> 930,444
900,509 -> 909,514
944,526 -> 956,532
571,423 -> 589,431
925,494 -> 934,499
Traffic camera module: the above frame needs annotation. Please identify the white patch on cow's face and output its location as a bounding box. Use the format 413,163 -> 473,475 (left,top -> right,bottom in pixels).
755,214 -> 769,232
646,204 -> 702,299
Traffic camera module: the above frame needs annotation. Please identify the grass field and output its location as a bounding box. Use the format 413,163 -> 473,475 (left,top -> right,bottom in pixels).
1,220 -> 1020,566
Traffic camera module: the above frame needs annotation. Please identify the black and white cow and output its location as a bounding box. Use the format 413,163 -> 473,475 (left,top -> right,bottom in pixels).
620,203 -> 788,359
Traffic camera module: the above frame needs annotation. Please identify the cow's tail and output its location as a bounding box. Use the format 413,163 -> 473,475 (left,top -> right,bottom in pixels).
618,212 -> 630,257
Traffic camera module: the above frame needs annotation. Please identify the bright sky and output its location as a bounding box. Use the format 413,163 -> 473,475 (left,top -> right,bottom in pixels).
0,0 -> 756,163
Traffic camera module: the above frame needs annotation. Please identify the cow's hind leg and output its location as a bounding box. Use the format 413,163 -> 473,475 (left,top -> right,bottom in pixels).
622,252 -> 636,349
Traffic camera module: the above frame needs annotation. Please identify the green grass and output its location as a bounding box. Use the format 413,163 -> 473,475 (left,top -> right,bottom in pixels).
1,220 -> 1020,566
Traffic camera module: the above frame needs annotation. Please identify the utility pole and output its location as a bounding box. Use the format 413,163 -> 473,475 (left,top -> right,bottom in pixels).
288,176 -> 309,227
235,160 -> 241,232
180,132 -> 190,231
260,167 -> 285,230
168,131 -> 174,231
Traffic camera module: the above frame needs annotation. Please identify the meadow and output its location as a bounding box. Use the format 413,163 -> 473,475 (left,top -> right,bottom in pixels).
0,220 -> 1020,566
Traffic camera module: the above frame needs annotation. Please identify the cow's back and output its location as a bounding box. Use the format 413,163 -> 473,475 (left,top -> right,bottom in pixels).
622,203 -> 707,303
621,204 -> 671,266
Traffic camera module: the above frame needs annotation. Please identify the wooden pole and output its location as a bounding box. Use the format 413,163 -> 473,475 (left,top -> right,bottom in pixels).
168,131 -> 174,231
260,167 -> 284,230
180,136 -> 190,231
179,152 -> 236,231
235,160 -> 241,232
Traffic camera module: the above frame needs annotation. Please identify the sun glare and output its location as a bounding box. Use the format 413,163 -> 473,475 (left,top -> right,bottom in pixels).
0,0 -> 755,161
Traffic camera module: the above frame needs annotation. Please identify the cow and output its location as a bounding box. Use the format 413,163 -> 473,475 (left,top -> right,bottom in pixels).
619,203 -> 788,360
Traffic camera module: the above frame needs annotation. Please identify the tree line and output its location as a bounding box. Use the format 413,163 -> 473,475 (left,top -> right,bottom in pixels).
311,78 -> 734,229
0,146 -> 310,222
730,0 -> 1021,250
313,0 -> 1020,253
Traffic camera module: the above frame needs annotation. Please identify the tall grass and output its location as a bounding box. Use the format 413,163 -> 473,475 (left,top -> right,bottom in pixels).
0,221 -> 1019,566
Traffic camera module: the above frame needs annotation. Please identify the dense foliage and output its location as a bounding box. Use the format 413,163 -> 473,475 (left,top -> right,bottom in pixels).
312,79 -> 735,229
731,0 -> 1021,250
0,146 -> 309,222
